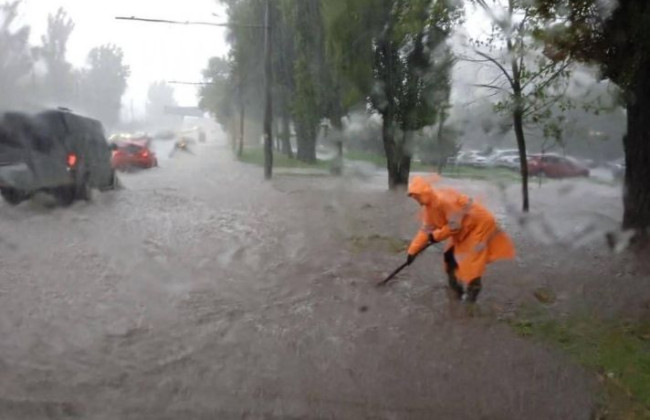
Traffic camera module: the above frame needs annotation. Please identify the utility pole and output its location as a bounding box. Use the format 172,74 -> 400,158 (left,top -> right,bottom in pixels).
238,72 -> 245,158
263,0 -> 273,179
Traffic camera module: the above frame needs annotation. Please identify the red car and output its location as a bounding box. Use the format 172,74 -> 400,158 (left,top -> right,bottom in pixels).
111,139 -> 158,171
528,154 -> 589,178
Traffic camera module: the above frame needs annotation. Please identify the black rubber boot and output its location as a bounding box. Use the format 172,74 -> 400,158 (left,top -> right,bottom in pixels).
465,278 -> 482,303
443,248 -> 463,300
447,271 -> 464,300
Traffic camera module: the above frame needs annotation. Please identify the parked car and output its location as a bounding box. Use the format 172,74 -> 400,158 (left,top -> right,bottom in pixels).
486,149 -> 520,167
498,155 -> 522,170
0,109 -> 117,206
111,138 -> 158,171
606,158 -> 625,180
453,150 -> 488,167
580,158 -> 598,169
528,154 -> 590,178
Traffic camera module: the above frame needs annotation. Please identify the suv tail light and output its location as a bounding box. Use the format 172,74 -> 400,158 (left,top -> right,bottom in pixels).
67,153 -> 78,167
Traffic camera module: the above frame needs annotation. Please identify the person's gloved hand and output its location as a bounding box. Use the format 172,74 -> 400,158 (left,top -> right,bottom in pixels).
406,254 -> 416,265
428,233 -> 438,244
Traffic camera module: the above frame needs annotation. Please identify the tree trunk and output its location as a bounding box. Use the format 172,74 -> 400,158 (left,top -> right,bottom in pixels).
623,73 -> 650,234
281,113 -> 293,158
398,153 -> 411,186
508,15 -> 529,213
436,106 -> 447,174
399,131 -> 412,185
383,116 -> 396,189
513,106 -> 530,212
274,120 -> 281,151
263,0 -> 273,180
296,121 -> 317,163
333,139 -> 343,176
237,102 -> 245,158
296,122 -> 306,161
383,116 -> 409,189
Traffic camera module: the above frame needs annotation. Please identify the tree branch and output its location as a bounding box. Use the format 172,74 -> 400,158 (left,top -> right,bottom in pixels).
474,50 -> 516,90
473,83 -> 511,94
522,60 -> 570,90
458,55 -> 493,64
522,92 -> 565,118
532,60 -> 571,93
484,72 -> 508,88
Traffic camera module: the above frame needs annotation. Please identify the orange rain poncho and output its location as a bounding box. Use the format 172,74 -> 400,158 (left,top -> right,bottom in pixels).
407,176 -> 515,284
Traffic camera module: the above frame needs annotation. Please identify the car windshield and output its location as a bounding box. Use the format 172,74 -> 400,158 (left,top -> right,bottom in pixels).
1,1 -> 649,418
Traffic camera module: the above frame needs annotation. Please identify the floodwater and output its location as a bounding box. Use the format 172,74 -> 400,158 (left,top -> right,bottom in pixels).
0,134 -> 636,419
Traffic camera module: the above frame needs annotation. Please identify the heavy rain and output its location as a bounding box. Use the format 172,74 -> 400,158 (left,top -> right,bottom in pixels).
0,0 -> 649,419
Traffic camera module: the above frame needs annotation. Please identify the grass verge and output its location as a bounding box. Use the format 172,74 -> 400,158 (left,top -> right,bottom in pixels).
345,150 -> 521,183
239,148 -> 607,185
510,307 -> 650,418
443,165 -> 521,183
238,148 -> 330,170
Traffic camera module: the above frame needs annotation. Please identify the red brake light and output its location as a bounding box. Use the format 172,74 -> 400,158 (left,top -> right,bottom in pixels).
141,150 -> 149,158
67,153 -> 77,167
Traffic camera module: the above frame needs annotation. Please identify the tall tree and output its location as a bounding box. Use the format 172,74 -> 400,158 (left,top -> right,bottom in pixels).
199,57 -> 232,127
274,2 -> 295,158
79,44 -> 130,127
324,0 -> 461,189
531,0 -> 650,234
467,0 -> 573,212
213,0 -> 342,163
39,8 -> 75,106
281,0 -> 327,163
219,0 -> 266,152
0,1 -> 33,110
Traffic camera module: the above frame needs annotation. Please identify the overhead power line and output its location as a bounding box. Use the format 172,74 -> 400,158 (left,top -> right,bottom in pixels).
167,81 -> 217,86
114,16 -> 264,28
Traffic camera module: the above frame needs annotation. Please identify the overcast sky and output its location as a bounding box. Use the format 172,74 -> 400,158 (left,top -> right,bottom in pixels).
19,0 -> 230,116
15,0 -> 600,130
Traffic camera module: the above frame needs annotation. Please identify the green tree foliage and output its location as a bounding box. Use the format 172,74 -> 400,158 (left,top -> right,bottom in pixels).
207,0 -> 458,182
0,3 -> 130,124
199,56 -> 233,129
199,55 -> 242,156
211,0 -> 266,152
324,0 -> 461,189
280,0 -> 327,163
79,44 -> 130,128
0,1 -> 33,110
531,0 -> 650,232
38,8 -> 75,106
207,0 -> 332,161
273,1 -> 295,157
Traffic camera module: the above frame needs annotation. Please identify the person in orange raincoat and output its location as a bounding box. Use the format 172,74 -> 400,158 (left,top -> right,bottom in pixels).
406,176 -> 515,302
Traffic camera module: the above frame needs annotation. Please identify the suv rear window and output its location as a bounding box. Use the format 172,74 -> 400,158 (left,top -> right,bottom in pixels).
0,127 -> 22,148
119,144 -> 143,154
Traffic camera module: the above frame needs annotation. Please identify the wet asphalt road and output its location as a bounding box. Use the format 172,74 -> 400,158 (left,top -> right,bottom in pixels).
0,137 -> 606,419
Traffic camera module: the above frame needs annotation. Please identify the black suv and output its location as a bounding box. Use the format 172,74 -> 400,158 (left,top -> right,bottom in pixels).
0,109 -> 118,206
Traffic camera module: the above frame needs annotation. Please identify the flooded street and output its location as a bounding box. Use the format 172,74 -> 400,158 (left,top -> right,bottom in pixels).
2,0 -> 650,415
0,136 -> 635,419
